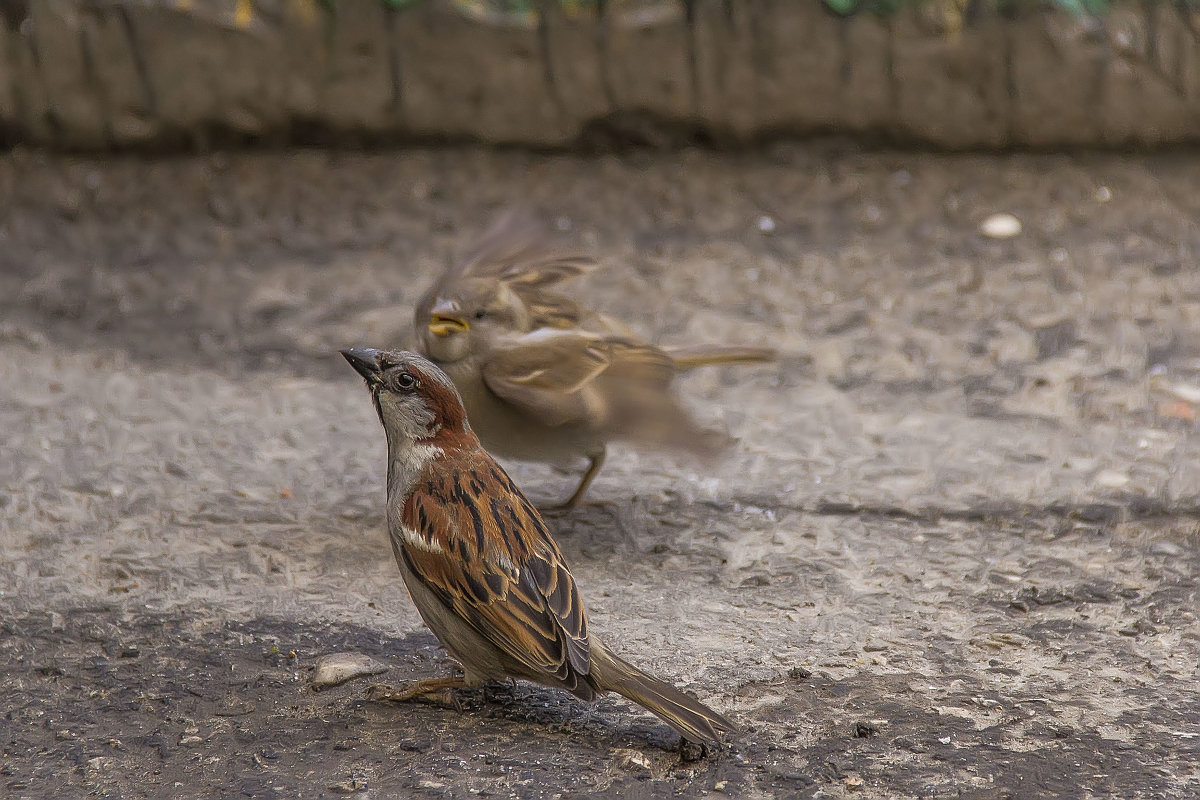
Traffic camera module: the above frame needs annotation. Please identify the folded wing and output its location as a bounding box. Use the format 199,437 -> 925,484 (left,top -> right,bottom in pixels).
481,331 -> 731,456
401,463 -> 592,691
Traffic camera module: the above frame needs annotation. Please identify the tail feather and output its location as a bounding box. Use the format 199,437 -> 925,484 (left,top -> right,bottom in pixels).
666,345 -> 777,371
589,647 -> 736,745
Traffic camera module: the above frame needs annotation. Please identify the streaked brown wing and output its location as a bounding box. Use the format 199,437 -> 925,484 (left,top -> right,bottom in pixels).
480,333 -> 678,430
496,255 -> 596,291
519,290 -> 592,331
400,456 -> 590,686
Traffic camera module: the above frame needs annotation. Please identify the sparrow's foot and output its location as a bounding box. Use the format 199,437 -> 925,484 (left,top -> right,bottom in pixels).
541,448 -> 607,512
365,676 -> 469,707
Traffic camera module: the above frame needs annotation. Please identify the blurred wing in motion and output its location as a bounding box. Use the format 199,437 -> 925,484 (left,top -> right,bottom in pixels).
460,210 -> 596,288
481,332 -> 730,456
415,208 -> 597,332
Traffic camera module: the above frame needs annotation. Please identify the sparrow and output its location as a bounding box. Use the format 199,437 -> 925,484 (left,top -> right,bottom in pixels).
414,211 -> 775,508
341,347 -> 736,745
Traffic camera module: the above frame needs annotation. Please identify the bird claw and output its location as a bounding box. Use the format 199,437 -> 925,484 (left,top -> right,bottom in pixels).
364,683 -> 404,702
417,690 -> 463,709
364,677 -> 467,707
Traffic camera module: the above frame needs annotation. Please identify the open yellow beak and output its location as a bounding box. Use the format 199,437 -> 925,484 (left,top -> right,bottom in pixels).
428,314 -> 469,337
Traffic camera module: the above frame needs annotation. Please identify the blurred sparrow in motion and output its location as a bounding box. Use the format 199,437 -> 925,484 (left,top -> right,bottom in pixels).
341,347 -> 736,746
414,211 -> 775,508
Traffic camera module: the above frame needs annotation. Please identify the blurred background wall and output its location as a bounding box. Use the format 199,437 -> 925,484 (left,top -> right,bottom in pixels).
2,0 -> 1199,151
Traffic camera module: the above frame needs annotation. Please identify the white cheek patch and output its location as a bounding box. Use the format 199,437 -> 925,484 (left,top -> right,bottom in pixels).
378,393 -> 408,421
378,393 -> 438,441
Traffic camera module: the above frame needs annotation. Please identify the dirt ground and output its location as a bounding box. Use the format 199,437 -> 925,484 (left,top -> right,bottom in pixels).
1,144 -> 1199,799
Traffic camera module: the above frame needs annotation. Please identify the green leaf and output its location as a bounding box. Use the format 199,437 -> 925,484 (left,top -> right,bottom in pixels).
823,0 -> 861,14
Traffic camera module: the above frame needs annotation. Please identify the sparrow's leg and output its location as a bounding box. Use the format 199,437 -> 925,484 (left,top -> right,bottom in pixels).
546,447 -> 606,511
365,676 -> 469,704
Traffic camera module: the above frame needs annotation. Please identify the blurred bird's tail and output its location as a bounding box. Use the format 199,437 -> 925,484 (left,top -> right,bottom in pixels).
589,646 -> 736,745
666,345 -> 776,371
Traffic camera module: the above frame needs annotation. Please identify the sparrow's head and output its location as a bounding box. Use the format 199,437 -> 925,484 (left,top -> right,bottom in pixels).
417,278 -> 529,363
416,211 -> 597,364
341,348 -> 469,444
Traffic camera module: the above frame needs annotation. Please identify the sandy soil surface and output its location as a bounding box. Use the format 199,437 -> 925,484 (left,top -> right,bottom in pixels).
1,144 -> 1199,799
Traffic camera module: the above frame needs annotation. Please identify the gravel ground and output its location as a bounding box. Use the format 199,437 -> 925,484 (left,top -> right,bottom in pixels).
1,144 -> 1199,799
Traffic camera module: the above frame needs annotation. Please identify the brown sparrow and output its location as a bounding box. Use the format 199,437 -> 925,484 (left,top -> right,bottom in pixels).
341,347 -> 736,745
414,211 -> 775,508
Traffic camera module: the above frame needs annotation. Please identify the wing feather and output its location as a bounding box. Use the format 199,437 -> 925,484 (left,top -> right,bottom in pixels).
480,332 -> 721,454
415,210 -> 595,333
401,457 -> 591,688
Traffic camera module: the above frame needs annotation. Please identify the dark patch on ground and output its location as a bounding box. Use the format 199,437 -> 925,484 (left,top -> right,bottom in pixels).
4,608 -> 1195,799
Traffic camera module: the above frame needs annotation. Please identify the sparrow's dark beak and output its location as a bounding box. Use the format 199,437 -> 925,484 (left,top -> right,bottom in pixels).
340,348 -> 383,384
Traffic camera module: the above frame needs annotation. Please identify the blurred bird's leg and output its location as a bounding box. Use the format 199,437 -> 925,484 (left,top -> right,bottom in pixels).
365,676 -> 468,705
544,447 -> 606,511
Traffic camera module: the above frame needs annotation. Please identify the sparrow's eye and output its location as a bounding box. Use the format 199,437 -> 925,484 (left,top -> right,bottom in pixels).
393,371 -> 417,391
473,309 -> 488,320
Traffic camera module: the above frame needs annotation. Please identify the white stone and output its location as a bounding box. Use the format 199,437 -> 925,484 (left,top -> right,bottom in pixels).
311,653 -> 389,690
979,213 -> 1022,239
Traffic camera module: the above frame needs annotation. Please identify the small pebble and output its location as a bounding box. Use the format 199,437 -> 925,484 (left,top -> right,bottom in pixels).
853,720 -> 879,738
1094,469 -> 1129,489
617,749 -> 653,773
327,779 -> 368,795
678,740 -> 709,762
979,213 -> 1022,239
311,653 -> 389,690
756,215 -> 776,234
